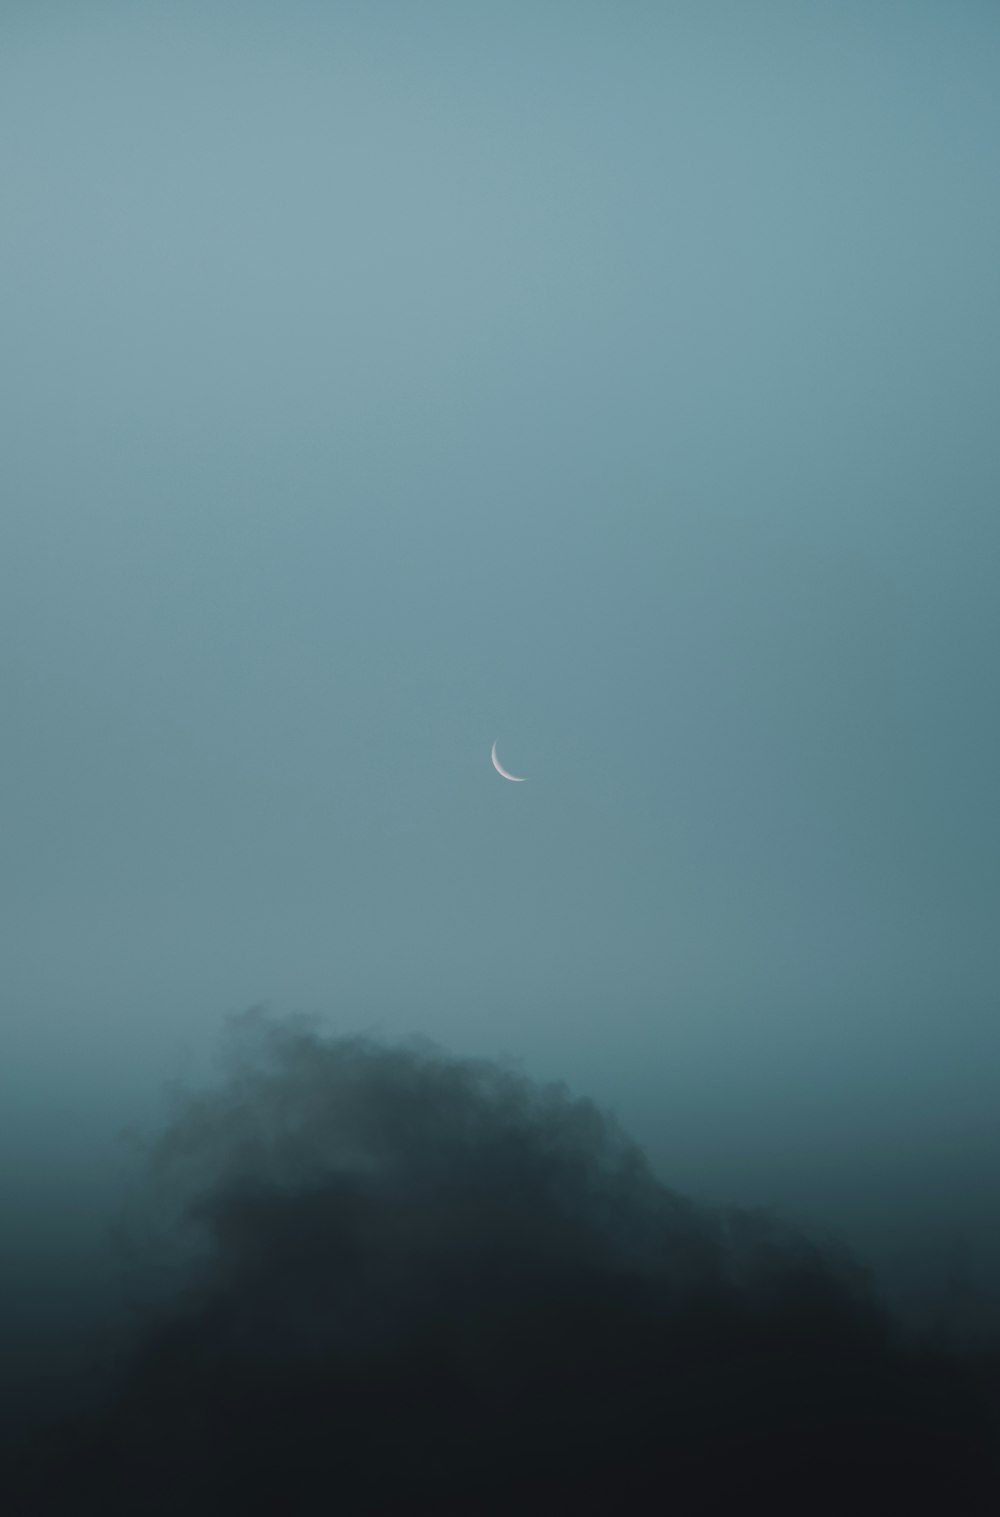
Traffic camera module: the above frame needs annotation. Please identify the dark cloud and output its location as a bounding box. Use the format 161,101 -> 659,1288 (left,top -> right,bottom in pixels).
3,1012 -> 998,1514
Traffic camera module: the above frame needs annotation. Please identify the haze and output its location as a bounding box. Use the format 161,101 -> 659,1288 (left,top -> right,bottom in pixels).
3,0 -> 999,1383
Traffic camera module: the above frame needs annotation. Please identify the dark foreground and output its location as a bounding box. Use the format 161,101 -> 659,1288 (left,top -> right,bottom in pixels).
3,1017 -> 997,1514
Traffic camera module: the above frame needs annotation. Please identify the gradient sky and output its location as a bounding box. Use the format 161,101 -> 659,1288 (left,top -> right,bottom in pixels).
3,1 -> 999,1329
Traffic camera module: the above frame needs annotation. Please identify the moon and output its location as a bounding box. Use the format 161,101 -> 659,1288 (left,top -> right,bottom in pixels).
491,741 -> 526,782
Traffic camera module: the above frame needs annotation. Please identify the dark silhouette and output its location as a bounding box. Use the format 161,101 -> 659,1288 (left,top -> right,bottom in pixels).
3,1013 -> 997,1513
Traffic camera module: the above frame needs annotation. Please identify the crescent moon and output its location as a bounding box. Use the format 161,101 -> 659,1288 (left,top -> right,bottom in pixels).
491,741 -> 526,782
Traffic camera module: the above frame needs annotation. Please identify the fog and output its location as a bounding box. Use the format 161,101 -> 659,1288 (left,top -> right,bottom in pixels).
2,3 -> 999,1503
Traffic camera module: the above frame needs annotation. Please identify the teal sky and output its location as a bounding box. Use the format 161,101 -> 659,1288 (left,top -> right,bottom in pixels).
3,2 -> 999,1314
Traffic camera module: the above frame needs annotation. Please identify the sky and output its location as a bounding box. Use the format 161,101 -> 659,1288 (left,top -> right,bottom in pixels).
2,0 -> 1000,1392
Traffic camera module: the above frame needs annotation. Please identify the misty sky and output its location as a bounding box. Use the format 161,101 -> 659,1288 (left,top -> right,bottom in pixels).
3,1 -> 1000,1325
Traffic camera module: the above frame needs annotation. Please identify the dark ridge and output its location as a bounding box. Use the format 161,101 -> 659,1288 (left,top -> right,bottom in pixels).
3,1013 -> 997,1514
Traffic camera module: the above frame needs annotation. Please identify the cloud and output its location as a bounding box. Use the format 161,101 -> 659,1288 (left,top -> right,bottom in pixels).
3,1010 -> 998,1513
